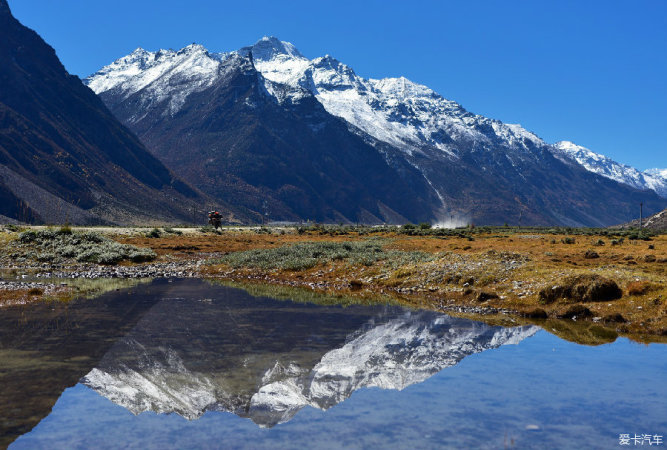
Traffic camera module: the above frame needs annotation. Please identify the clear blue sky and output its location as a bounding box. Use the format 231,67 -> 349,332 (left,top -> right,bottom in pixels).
8,0 -> 667,170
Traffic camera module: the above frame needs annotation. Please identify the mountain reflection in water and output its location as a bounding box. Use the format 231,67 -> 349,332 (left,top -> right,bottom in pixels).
80,280 -> 538,427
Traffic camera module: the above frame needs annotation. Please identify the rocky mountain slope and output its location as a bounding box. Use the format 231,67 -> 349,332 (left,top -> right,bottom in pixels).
81,286 -> 538,427
552,141 -> 667,198
86,37 -> 666,226
0,0 -> 233,225
621,208 -> 667,230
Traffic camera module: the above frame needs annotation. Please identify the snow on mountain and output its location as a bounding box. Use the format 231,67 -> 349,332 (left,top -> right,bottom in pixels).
553,141 -> 667,198
86,44 -> 232,121
82,311 -> 538,427
85,37 -> 545,158
247,37 -> 545,157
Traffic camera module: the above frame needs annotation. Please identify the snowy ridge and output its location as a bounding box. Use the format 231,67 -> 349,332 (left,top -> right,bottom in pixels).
86,44 -> 232,121
82,312 -> 538,427
85,37 -> 546,158
249,38 -> 545,157
553,141 -> 667,198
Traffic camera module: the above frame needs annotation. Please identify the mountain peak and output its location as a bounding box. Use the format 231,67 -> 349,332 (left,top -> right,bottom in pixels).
178,42 -> 207,55
0,0 -> 9,13
250,36 -> 303,61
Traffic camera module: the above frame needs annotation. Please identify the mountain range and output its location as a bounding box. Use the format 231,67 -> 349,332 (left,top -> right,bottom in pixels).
84,37 -> 666,226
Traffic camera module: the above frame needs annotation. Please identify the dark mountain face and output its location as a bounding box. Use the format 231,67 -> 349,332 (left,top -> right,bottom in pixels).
408,133 -> 665,227
99,55 -> 439,224
0,1 -> 223,224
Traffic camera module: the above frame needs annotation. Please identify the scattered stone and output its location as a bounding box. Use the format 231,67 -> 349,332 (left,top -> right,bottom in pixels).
644,255 -> 656,263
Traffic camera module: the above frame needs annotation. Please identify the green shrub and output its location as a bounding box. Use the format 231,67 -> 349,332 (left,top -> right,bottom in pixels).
218,240 -> 433,271
162,227 -> 183,235
146,228 -> 162,238
13,229 -> 156,265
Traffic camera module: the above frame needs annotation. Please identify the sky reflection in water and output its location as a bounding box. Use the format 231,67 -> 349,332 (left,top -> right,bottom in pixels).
7,280 -> 667,449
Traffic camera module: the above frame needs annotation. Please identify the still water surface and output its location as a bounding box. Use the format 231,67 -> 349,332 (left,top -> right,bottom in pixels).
1,279 -> 666,449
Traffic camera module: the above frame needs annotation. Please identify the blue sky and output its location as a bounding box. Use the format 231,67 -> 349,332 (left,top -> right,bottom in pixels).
9,0 -> 667,170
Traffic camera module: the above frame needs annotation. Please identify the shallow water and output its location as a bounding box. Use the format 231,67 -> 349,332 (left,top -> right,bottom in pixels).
1,279 -> 665,449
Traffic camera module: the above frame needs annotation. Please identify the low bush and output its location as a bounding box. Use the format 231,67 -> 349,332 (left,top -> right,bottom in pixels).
146,228 -> 162,238
627,281 -> 650,296
218,240 -> 433,271
538,274 -> 622,304
15,229 -> 156,265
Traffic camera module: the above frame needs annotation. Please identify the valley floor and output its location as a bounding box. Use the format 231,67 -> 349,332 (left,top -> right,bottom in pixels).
1,225 -> 666,344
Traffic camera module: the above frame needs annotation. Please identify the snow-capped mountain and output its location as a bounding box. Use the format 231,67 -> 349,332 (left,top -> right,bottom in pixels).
553,141 -> 667,198
84,37 -> 667,226
82,305 -> 538,427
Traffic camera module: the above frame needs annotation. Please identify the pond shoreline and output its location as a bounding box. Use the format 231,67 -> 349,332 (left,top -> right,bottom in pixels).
1,225 -> 666,342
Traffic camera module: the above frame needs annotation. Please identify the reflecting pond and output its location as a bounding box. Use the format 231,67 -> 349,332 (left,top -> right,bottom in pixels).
1,279 -> 666,449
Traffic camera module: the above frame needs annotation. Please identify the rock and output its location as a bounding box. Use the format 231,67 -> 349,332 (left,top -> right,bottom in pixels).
349,279 -> 363,290
557,304 -> 592,319
644,255 -> 656,263
538,274 -> 622,304
524,308 -> 548,319
602,313 -> 626,323
475,291 -> 499,302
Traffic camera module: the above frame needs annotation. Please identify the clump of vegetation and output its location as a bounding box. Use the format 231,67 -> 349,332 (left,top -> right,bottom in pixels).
16,229 -> 155,265
584,250 -> 599,259
27,287 -> 43,296
538,274 -> 622,304
146,228 -> 162,238
162,227 -> 183,236
561,237 -> 576,244
218,240 -> 433,271
627,281 -> 651,296
199,225 -> 221,235
592,239 -> 605,246
3,224 -> 23,232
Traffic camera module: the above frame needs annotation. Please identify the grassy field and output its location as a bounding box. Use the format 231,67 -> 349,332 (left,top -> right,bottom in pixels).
1,224 -> 666,342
